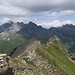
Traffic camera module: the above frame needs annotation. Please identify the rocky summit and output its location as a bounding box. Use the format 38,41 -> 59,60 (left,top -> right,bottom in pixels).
0,54 -> 14,75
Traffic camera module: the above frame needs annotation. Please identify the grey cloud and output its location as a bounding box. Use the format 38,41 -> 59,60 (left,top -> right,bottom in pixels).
0,0 -> 75,16
0,5 -> 29,16
0,0 -> 75,23
9,0 -> 75,12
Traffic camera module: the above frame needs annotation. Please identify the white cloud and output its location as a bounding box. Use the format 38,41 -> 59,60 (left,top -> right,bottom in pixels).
0,16 -> 30,25
39,20 -> 75,28
1,17 -> 10,23
0,17 -> 10,25
0,5 -> 29,16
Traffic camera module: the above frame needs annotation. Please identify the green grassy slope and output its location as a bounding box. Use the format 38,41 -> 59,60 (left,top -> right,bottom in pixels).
0,34 -> 26,54
36,43 -> 75,75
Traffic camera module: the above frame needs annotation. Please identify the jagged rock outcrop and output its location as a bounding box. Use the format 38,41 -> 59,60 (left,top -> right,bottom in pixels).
0,54 -> 14,75
0,67 -> 14,75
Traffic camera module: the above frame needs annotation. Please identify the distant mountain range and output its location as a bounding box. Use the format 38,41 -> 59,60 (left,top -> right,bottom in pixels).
0,21 -> 75,54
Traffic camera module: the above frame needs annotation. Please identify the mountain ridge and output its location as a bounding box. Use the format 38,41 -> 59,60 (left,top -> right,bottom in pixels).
0,21 -> 75,54
8,37 -> 75,75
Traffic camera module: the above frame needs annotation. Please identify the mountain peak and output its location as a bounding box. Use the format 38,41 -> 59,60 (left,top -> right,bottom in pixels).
62,24 -> 74,27
29,21 -> 34,24
28,21 -> 37,26
8,20 -> 14,24
47,35 -> 60,44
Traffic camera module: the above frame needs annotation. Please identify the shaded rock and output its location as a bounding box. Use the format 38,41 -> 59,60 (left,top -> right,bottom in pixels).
0,67 -> 14,75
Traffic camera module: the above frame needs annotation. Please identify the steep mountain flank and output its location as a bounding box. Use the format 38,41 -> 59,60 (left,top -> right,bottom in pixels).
0,34 -> 26,54
49,24 -> 75,53
9,38 -> 75,75
0,21 -> 27,54
10,39 -> 41,58
18,21 -> 49,41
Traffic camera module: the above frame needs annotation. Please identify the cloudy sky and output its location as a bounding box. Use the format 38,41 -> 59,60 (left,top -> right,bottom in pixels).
0,0 -> 75,28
